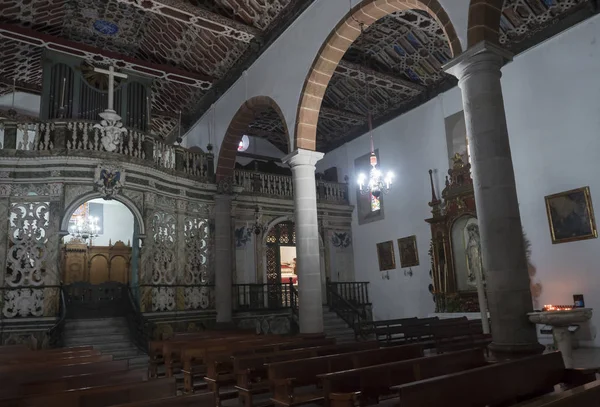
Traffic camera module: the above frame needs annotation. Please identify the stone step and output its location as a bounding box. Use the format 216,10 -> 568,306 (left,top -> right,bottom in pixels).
64,318 -> 128,330
62,333 -> 131,345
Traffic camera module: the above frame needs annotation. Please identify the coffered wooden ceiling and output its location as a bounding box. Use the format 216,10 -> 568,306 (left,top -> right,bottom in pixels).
0,0 -> 313,139
312,0 -> 594,152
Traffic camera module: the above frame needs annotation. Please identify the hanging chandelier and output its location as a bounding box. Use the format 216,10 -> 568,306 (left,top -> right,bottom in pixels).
70,215 -> 100,245
355,23 -> 393,198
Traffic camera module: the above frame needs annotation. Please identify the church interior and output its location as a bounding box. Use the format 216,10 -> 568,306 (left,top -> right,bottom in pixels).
1,0 -> 600,405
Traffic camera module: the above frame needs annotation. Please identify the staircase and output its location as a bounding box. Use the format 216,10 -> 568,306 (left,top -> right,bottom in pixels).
63,317 -> 148,369
323,307 -> 359,344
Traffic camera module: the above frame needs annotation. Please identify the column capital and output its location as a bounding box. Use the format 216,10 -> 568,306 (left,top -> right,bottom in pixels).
283,148 -> 324,168
444,41 -> 513,81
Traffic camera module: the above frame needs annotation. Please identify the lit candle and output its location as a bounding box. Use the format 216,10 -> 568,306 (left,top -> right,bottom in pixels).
60,77 -> 66,107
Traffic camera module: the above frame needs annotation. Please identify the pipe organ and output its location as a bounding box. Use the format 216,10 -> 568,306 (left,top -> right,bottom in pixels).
41,50 -> 152,133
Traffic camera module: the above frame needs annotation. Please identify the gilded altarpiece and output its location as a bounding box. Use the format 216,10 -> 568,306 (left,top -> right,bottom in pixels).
426,156 -> 482,312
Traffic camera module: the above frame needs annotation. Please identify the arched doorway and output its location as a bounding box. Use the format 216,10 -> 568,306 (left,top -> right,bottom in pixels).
61,198 -> 139,318
263,220 -> 326,306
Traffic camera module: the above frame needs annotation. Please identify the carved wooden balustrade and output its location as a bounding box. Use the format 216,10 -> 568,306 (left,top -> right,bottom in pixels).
233,169 -> 349,204
0,119 -> 213,180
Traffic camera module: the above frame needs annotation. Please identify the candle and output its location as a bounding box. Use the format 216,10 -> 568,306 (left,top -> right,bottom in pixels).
60,77 -> 66,107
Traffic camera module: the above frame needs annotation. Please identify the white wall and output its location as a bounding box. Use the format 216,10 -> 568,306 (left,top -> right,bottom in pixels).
318,14 -> 600,346
0,92 -> 41,117
65,199 -> 135,246
184,0 -> 469,157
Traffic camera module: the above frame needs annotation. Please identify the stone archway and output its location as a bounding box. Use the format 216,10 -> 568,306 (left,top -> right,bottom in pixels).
467,0 -> 504,47
294,0 -> 462,151
216,96 -> 290,182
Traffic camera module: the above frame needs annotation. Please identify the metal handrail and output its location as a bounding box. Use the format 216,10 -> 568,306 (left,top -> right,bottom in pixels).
326,285 -> 369,339
46,284 -> 67,347
125,285 -> 154,353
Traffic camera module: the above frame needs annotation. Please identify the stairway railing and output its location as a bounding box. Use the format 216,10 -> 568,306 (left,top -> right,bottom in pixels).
125,285 -> 154,353
290,283 -> 299,333
325,281 -> 372,339
46,284 -> 67,347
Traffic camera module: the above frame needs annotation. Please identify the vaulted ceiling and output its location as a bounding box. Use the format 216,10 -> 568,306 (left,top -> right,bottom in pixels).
0,0 -> 313,137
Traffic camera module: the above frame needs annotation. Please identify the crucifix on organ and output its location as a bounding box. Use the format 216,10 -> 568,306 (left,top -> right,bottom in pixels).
40,51 -> 153,132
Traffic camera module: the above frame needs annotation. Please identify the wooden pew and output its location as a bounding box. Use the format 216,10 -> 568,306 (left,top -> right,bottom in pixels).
0,377 -> 177,407
374,317 -> 447,345
0,345 -> 30,355
267,344 -> 423,407
185,337 -> 336,394
391,351 -> 597,407
110,392 -> 216,407
3,369 -> 147,399
431,320 -> 491,354
318,348 -> 488,407
2,360 -> 129,387
148,330 -> 257,378
235,341 -> 379,407
513,379 -> 600,407
0,354 -> 113,376
0,348 -> 100,364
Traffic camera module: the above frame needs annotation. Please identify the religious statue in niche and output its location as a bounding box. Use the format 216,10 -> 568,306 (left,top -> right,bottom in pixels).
95,164 -> 125,199
464,221 -> 484,288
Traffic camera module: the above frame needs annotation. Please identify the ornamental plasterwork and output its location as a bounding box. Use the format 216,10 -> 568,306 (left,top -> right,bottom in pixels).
121,189 -> 144,213
155,194 -> 176,210
64,185 -> 94,210
184,286 -> 213,310
151,286 -> 175,312
151,211 -> 176,285
9,184 -> 52,197
94,164 -> 125,199
0,184 -> 11,197
6,202 -> 50,288
3,289 -> 44,318
0,172 -> 10,178
183,217 -> 209,285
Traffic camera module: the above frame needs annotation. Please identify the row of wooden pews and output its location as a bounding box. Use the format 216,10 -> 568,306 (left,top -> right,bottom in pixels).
0,344 -> 180,406
148,327 -> 599,407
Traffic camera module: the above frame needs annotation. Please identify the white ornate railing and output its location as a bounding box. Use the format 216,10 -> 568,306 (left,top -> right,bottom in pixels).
67,121 -> 146,159
0,119 -> 212,180
233,170 -> 349,204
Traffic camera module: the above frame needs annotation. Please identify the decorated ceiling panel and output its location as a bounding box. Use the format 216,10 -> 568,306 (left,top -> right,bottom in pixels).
0,0 -> 305,138
246,106 -> 289,153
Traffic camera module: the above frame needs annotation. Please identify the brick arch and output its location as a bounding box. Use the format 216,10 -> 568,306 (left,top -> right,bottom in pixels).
295,0 -> 462,151
467,0 -> 504,47
216,96 -> 290,181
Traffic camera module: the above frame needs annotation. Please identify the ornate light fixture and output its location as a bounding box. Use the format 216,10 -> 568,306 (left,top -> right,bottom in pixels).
355,22 -> 393,198
70,216 -> 100,245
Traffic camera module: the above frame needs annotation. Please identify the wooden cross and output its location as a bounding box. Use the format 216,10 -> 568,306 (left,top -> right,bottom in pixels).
93,65 -> 128,112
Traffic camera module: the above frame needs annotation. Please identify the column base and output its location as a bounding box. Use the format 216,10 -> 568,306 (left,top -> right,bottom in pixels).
488,341 -> 545,361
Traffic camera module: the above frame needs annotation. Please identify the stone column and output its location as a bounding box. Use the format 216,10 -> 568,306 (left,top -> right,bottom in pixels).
214,183 -> 234,323
283,149 -> 325,334
445,42 -> 542,357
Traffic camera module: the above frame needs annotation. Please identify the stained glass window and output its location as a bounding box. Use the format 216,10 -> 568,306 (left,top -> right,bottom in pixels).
371,193 -> 381,212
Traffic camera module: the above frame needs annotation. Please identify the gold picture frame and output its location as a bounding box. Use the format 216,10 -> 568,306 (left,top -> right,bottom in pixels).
545,186 -> 597,244
397,235 -> 419,268
376,241 -> 396,271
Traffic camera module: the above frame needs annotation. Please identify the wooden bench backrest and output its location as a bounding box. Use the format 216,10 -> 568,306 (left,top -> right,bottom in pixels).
109,392 -> 215,407
5,377 -> 176,407
267,344 -> 423,386
3,360 -> 129,385
393,352 -> 566,407
0,354 -> 113,375
0,349 -> 100,363
234,341 -> 379,372
0,345 -> 29,354
513,379 -> 600,407
21,368 -> 147,396
319,348 -> 486,396
149,332 -> 257,357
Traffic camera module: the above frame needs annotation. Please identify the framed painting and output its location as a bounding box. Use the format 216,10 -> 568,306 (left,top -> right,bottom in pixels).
545,186 -> 597,244
398,235 -> 419,268
376,241 -> 396,271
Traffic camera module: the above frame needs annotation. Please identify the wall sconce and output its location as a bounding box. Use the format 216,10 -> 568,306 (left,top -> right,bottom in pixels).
381,270 -> 390,280
404,268 -> 413,278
